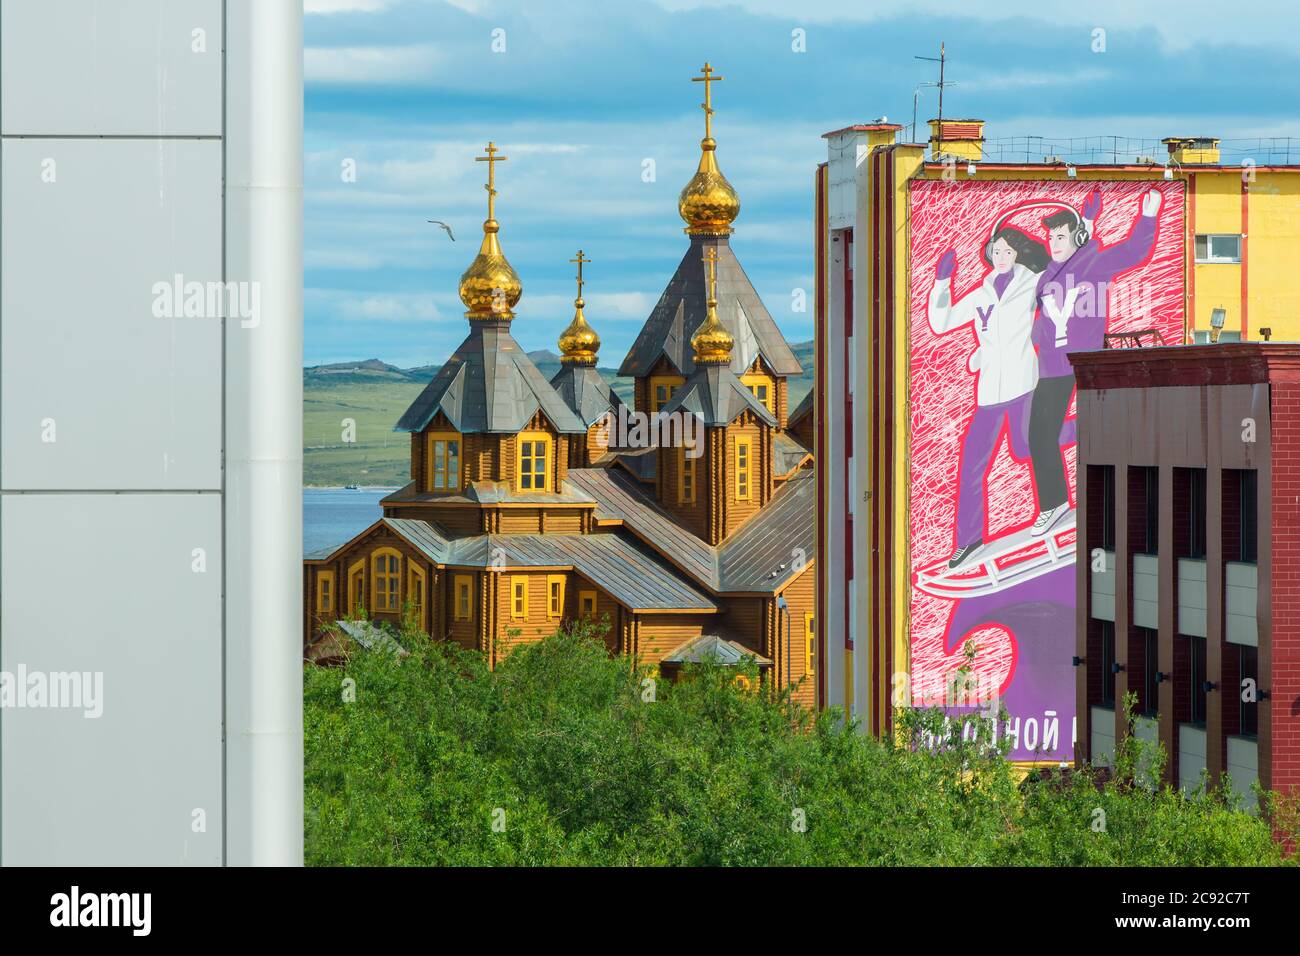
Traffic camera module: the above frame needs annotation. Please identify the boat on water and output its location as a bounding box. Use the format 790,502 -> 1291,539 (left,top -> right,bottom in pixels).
344,483 -> 361,490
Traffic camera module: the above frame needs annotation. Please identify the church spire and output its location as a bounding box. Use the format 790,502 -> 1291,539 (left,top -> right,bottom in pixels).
558,250 -> 600,366
691,247 -> 734,364
678,62 -> 741,236
458,142 -> 523,321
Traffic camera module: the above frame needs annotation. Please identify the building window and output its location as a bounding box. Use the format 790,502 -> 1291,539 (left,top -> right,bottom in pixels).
348,558 -> 365,614
1194,234 -> 1242,264
1101,465 -> 1116,551
579,589 -> 596,618
516,432 -> 552,492
454,574 -> 473,622
317,570 -> 335,614
1187,468 -> 1207,559
1239,644 -> 1258,738
1143,467 -> 1159,555
407,564 -> 425,629
1100,621 -> 1115,706
1141,627 -> 1158,718
1240,469 -> 1258,563
427,432 -> 461,492
735,435 -> 752,501
650,375 -> 684,412
804,612 -> 815,677
371,549 -> 401,612
511,576 -> 529,620
547,574 -> 565,620
678,447 -> 697,504
740,372 -> 775,413
1189,636 -> 1208,726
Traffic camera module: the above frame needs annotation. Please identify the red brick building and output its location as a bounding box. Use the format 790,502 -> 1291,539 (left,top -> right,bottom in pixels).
1073,343 -> 1300,807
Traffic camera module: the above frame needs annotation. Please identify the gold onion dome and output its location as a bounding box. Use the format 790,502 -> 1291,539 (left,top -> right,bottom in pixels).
559,250 -> 600,365
679,62 -> 740,236
693,248 -> 734,365
459,142 -> 522,320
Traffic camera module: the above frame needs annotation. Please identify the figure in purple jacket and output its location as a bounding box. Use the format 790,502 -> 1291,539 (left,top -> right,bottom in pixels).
1028,187 -> 1163,536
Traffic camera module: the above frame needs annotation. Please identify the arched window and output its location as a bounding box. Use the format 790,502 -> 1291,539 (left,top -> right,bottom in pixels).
371,548 -> 401,612
348,558 -> 365,614
407,564 -> 426,630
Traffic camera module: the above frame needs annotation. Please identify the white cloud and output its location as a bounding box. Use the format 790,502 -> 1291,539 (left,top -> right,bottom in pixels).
304,44 -> 438,84
305,0 -> 391,15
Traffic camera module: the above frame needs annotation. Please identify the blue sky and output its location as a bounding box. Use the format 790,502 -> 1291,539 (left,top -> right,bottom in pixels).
304,0 -> 1300,369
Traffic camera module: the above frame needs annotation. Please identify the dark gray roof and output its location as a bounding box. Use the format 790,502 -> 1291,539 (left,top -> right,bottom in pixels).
549,364 -> 625,427
395,321 -> 586,434
788,388 -> 813,427
382,480 -> 597,508
618,235 -> 803,379
661,634 -> 771,667
717,469 -> 816,592
773,431 -> 812,476
305,516 -> 452,564
609,447 -> 657,483
567,467 -> 720,588
445,533 -> 716,612
659,364 -> 776,428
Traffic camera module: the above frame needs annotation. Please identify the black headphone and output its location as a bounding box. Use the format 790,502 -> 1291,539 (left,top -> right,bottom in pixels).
984,200 -> 1088,261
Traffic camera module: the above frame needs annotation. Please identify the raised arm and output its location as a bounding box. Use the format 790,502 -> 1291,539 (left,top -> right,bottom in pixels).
927,249 -> 982,335
1092,188 -> 1161,275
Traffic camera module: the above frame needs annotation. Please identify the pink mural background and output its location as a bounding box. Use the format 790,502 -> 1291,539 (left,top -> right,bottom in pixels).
907,178 -> 1185,757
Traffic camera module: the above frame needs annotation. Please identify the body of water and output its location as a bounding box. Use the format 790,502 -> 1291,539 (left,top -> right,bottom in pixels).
303,487 -> 393,556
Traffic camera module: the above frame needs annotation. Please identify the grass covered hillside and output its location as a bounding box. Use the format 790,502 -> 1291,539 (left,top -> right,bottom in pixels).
303,342 -> 814,487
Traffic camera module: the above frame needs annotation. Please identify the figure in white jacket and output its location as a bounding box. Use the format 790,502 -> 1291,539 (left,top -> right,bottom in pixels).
928,226 -> 1050,569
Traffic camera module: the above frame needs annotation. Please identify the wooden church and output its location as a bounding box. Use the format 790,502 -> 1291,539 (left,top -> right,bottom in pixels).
304,65 -> 817,706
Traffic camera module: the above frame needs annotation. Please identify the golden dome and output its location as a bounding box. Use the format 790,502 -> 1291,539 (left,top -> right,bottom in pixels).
559,249 -> 599,364
693,247 -> 733,365
679,139 -> 740,236
459,219 -> 521,320
558,298 -> 600,365
459,142 -> 521,321
679,63 -> 739,236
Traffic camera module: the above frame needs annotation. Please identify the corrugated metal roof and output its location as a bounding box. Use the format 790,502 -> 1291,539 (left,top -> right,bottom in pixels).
549,364 -> 625,427
567,467 -> 720,588
788,389 -> 813,427
659,365 -> 776,428
661,634 -> 771,666
773,431 -> 812,476
395,322 -> 587,434
717,469 -> 816,591
381,480 -> 597,507
618,235 -> 804,378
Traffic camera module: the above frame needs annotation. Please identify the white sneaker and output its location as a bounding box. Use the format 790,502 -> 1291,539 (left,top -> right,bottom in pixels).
1031,504 -> 1068,537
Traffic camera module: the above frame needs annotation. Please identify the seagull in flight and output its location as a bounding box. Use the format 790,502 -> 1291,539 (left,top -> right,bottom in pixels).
427,220 -> 455,241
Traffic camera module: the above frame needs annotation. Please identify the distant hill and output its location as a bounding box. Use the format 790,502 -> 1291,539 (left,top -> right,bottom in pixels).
303,341 -> 814,486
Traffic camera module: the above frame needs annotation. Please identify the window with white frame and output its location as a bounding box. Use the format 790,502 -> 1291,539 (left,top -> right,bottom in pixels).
1194,234 -> 1241,263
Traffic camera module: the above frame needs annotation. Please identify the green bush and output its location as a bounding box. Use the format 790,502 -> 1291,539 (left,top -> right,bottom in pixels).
304,621 -> 1294,866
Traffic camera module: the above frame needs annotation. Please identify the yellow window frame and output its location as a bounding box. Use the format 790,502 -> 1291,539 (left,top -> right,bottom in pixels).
370,547 -> 402,613
515,431 -> 553,492
740,372 -> 775,413
454,574 -> 473,622
317,570 -> 335,614
547,574 -> 566,620
426,431 -> 462,492
407,564 -> 426,630
649,374 -> 685,412
578,589 -> 597,618
804,612 -> 815,677
678,447 -> 697,504
347,558 -> 366,614
734,435 -> 753,501
511,575 -> 529,620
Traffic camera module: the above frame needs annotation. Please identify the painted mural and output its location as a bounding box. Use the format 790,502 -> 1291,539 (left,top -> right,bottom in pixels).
908,178 -> 1185,760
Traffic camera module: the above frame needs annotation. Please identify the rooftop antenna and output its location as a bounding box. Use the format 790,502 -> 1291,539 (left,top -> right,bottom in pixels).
914,42 -> 952,157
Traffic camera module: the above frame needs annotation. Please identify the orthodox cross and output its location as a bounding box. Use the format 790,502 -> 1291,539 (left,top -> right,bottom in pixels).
692,62 -> 723,139
475,142 -> 508,219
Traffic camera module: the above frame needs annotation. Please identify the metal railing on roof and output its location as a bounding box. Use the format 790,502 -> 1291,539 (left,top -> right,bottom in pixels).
970,136 -> 1298,167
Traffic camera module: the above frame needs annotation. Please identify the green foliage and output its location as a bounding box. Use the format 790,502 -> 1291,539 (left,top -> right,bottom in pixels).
304,623 -> 1293,866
